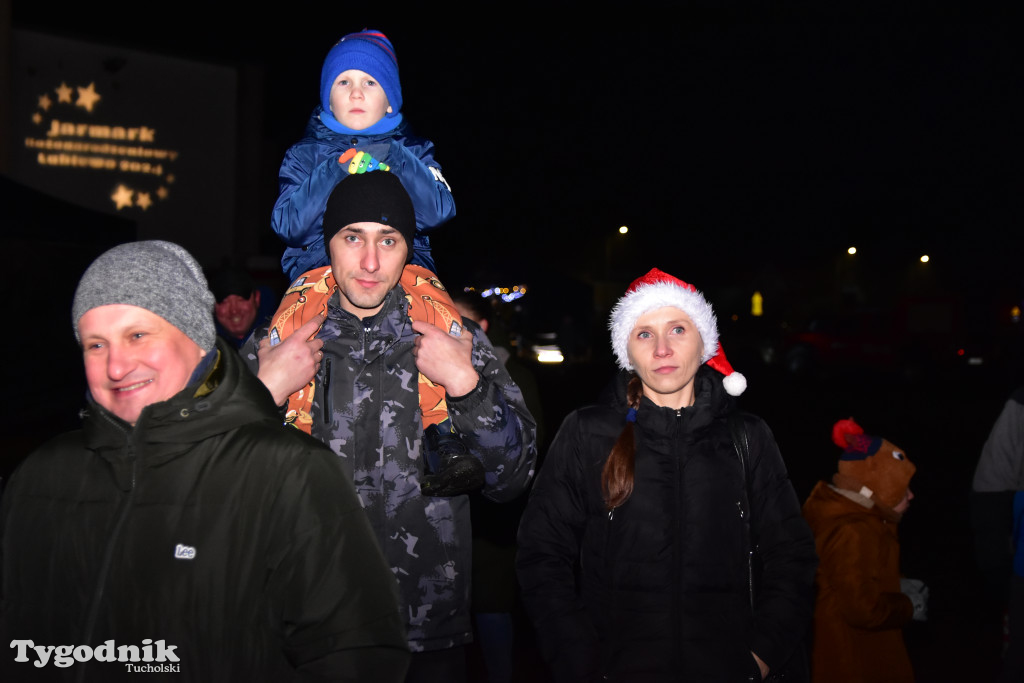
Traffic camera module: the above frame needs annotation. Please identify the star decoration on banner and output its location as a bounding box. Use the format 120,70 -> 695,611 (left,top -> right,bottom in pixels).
29,79 -> 178,214
111,184 -> 133,209
76,83 -> 101,112
55,82 -> 73,104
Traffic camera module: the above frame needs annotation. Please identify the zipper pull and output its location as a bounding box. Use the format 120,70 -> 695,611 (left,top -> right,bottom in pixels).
608,509 -> 615,521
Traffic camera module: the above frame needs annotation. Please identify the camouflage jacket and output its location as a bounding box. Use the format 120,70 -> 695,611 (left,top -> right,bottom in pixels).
246,286 -> 537,651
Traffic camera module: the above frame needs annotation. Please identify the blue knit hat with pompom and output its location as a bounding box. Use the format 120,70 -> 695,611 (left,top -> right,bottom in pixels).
320,29 -> 402,131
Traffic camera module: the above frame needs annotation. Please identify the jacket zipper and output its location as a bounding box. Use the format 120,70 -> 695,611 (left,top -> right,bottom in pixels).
672,409 -> 684,676
77,419 -> 138,683
738,498 -> 756,612
365,323 -> 387,473
602,504 -> 616,679
322,356 -> 332,423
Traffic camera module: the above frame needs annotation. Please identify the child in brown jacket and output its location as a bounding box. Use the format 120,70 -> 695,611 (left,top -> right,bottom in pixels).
802,418 -> 927,683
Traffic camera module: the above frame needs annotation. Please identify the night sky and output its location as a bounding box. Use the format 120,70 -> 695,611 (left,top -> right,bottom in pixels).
10,7 -> 1022,308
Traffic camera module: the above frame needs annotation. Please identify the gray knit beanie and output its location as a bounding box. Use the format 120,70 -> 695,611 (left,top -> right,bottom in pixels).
72,240 -> 216,352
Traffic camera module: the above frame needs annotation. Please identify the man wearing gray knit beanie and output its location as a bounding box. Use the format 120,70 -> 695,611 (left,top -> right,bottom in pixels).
70,240 -> 217,425
0,240 -> 410,680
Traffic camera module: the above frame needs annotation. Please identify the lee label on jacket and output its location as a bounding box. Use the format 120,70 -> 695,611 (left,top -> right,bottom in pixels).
174,543 -> 196,560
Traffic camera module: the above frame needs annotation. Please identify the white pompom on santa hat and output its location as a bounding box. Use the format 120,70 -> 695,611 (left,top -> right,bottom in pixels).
609,267 -> 747,396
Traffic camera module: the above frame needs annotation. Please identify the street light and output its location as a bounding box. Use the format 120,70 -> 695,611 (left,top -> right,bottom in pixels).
606,226 -> 630,279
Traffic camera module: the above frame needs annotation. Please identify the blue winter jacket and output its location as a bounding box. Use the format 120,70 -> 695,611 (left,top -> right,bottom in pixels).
272,107 -> 455,281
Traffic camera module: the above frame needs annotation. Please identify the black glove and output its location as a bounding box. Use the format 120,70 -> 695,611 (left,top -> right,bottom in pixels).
421,423 -> 485,497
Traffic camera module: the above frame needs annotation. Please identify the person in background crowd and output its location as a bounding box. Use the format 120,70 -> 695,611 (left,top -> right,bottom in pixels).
452,290 -> 546,683
207,264 -> 277,349
803,417 -> 925,683
972,387 -> 1024,683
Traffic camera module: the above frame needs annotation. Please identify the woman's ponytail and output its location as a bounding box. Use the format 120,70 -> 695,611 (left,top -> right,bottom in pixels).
601,375 -> 644,511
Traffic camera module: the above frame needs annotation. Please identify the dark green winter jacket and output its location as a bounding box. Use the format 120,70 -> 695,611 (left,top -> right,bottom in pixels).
0,338 -> 409,682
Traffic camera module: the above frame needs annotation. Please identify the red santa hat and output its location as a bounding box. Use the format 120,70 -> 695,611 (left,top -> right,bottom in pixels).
609,268 -> 747,396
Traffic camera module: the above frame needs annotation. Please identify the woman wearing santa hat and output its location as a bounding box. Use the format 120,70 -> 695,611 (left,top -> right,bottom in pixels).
517,268 -> 818,682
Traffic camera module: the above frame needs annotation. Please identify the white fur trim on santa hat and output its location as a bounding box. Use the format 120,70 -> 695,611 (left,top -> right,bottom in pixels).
609,281 -> 719,371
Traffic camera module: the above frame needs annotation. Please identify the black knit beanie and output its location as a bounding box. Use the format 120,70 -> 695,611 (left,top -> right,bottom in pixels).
322,172 -> 416,263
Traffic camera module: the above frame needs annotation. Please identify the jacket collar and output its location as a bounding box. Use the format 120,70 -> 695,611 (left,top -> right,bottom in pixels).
325,285 -> 413,335
81,338 -> 280,465
305,106 -> 408,144
633,365 -> 733,435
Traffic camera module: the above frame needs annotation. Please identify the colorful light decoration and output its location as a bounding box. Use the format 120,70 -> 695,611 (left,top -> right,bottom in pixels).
465,285 -> 528,303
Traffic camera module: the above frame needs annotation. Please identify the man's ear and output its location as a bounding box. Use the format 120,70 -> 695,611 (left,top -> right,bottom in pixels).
479,318 -> 489,334
253,290 -> 261,307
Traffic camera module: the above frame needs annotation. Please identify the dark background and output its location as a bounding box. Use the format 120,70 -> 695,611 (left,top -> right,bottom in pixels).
4,5 -> 1024,681
8,6 -> 1021,284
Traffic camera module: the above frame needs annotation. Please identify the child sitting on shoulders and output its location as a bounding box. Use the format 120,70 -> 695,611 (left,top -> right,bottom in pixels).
272,29 -> 455,283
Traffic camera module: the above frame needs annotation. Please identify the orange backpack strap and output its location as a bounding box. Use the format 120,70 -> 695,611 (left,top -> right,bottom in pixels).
270,264 -> 464,435
400,265 -> 463,429
269,267 -> 334,434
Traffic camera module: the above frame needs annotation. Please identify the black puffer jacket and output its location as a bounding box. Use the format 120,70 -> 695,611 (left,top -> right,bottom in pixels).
517,366 -> 817,682
0,338 -> 409,682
